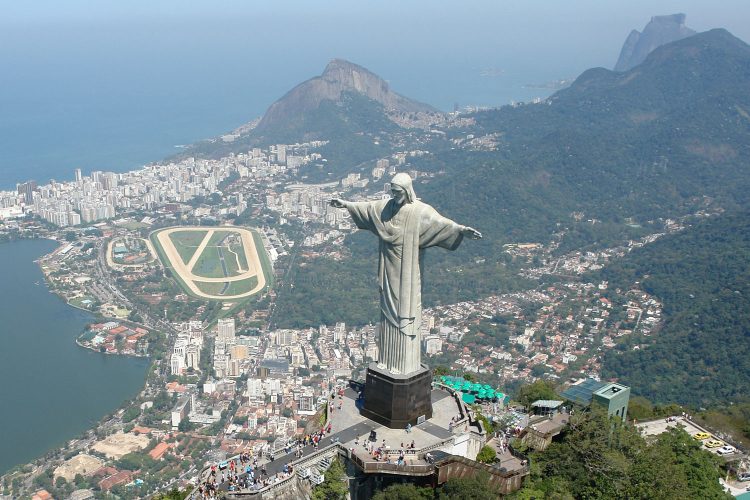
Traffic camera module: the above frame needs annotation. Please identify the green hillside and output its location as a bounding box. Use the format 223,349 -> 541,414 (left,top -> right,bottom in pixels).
274,29 -> 750,330
598,210 -> 750,407
427,29 -> 750,251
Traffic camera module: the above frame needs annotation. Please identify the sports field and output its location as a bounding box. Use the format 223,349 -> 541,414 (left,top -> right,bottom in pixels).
151,226 -> 270,300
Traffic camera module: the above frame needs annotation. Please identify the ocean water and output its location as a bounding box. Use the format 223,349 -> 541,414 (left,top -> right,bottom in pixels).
0,239 -> 149,475
0,43 -> 558,190
4,1 -> 750,191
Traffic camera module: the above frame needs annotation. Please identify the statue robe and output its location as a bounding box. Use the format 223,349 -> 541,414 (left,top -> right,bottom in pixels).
346,198 -> 465,375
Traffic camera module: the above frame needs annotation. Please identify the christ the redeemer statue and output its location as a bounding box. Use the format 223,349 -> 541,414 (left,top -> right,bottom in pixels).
331,173 -> 481,376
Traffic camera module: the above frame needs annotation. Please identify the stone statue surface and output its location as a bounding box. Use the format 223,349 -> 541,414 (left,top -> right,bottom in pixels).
331,173 -> 481,375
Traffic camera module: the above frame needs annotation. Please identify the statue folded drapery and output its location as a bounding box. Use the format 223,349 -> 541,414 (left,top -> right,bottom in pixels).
332,173 -> 481,375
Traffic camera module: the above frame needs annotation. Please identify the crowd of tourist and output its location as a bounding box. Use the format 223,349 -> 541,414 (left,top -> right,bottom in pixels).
195,451 -> 297,498
193,417 -> 340,498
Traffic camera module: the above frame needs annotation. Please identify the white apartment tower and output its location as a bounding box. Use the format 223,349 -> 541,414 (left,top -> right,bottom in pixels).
217,318 -> 236,343
170,352 -> 186,375
185,343 -> 201,369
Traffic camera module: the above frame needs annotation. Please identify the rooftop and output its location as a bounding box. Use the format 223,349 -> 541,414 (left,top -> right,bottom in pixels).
560,378 -> 605,406
594,383 -> 629,399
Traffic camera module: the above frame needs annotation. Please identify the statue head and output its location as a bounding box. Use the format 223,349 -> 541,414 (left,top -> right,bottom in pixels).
390,173 -> 417,205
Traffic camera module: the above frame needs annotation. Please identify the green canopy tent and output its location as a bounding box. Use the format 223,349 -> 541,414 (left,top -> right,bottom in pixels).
462,393 -> 476,404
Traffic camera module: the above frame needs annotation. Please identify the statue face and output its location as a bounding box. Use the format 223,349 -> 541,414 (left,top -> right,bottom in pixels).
391,185 -> 407,205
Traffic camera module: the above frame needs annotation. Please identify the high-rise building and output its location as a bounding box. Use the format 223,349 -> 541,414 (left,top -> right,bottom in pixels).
275,330 -> 296,346
186,344 -> 201,369
423,335 -> 443,355
334,322 -> 346,344
298,391 -> 315,413
228,359 -> 242,378
74,168 -> 82,184
170,352 -> 185,375
17,180 -> 37,205
217,318 -> 236,342
246,378 -> 264,399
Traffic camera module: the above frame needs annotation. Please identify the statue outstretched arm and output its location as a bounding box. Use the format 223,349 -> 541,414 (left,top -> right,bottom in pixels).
330,198 -> 350,209
459,225 -> 482,239
331,198 -> 379,233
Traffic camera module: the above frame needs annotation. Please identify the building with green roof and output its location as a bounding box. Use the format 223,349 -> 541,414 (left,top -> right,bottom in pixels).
561,378 -> 630,422
592,383 -> 630,422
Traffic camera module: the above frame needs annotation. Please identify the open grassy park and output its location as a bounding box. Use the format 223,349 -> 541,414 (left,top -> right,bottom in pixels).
150,226 -> 271,301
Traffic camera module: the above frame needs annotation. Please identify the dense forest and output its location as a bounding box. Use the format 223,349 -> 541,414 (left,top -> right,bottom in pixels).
512,409 -> 730,499
599,210 -> 750,407
426,29 -> 750,250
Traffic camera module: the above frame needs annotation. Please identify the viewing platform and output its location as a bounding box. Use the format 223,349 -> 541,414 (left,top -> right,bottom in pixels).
195,385 -> 530,498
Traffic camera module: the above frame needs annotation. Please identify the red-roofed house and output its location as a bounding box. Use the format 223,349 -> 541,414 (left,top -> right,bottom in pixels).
165,381 -> 187,393
149,442 -> 171,460
99,471 -> 134,491
92,466 -> 119,479
32,490 -> 53,500
128,331 -> 147,340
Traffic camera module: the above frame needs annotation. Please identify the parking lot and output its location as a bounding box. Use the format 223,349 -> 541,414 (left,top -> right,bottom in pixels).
636,416 -> 742,458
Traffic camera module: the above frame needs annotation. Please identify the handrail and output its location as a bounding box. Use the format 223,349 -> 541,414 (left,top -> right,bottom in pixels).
434,453 -> 529,479
223,443 -> 341,497
349,450 -> 434,475
507,441 -> 530,465
417,437 -> 455,456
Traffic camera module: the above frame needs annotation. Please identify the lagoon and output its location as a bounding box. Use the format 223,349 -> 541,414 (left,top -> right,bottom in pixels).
0,239 -> 149,475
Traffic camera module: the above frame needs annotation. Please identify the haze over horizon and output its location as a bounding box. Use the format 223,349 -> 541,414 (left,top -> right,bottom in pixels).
2,1 -> 749,187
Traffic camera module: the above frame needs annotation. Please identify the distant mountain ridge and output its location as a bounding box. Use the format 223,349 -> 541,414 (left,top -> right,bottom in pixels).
614,14 -> 696,72
255,58 -> 437,135
177,59 -> 442,179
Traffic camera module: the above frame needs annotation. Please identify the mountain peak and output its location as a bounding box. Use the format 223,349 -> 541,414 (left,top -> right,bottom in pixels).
255,59 -> 436,136
323,58 -> 366,74
614,13 -> 696,72
559,27 -> 750,103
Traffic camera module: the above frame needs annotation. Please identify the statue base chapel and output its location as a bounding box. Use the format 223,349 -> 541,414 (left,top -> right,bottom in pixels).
361,362 -> 433,428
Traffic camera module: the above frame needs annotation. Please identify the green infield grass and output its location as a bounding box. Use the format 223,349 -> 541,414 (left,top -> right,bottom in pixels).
168,230 -> 208,264
194,276 -> 257,296
192,245 -> 226,278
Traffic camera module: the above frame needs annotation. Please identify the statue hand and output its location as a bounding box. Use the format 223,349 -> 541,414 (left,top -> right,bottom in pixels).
462,226 -> 482,239
330,198 -> 346,209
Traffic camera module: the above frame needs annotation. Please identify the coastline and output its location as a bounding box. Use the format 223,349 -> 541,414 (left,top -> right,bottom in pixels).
0,238 -> 150,477
34,236 -> 156,358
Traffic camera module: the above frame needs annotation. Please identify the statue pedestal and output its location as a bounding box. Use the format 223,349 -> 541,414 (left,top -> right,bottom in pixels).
361,362 -> 433,428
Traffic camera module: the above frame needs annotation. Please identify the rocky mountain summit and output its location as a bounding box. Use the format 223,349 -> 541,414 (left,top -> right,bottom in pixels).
614,13 -> 696,72
255,59 -> 437,134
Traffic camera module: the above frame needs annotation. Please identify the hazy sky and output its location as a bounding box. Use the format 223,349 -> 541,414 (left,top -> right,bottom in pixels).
3,0 -> 749,112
